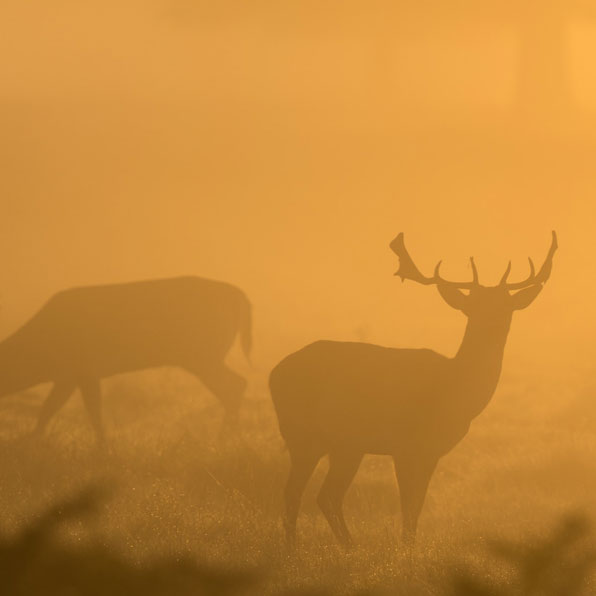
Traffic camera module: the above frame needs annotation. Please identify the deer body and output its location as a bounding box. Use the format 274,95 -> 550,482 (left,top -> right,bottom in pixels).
0,276 -> 252,444
272,337 -> 501,459
270,232 -> 557,547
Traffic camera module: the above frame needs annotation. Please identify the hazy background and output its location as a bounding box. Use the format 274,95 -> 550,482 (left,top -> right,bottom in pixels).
3,4 -> 596,594
2,0 -> 595,385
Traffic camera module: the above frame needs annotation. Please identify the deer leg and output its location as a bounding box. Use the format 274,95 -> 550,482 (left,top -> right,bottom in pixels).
317,451 -> 363,547
284,448 -> 321,549
190,363 -> 247,427
33,381 -> 76,436
393,455 -> 438,545
79,378 -> 106,447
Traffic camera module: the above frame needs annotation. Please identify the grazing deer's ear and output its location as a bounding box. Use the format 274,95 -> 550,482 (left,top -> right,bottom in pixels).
510,284 -> 543,310
437,285 -> 469,312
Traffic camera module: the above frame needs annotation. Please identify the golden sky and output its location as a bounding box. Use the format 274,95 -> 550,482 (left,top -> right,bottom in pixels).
1,1 -> 595,377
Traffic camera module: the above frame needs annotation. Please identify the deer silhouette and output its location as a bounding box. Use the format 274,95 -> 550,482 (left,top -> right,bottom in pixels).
270,232 -> 557,547
0,277 -> 251,446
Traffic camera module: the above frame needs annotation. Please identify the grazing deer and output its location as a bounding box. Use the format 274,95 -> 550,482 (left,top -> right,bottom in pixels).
0,277 -> 252,445
270,232 -> 557,547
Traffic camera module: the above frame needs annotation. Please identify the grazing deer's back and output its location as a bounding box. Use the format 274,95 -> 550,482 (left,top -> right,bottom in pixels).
3,276 -> 249,379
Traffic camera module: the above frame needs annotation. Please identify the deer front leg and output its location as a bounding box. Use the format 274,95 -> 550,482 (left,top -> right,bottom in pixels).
317,451 -> 363,547
33,381 -> 76,437
393,454 -> 438,545
79,378 -> 106,448
284,448 -> 321,549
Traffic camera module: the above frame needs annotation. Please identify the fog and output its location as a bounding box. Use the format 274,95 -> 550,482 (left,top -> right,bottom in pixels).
2,2 -> 593,362
1,3 -> 596,593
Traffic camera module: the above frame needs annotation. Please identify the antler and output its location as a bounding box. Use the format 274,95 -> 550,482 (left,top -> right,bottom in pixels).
499,230 -> 558,290
389,233 -> 479,289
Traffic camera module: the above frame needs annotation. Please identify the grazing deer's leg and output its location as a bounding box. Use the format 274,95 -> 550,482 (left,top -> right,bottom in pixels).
34,381 -> 76,436
394,455 -> 438,545
79,378 -> 106,447
189,363 -> 247,427
284,448 -> 321,548
317,451 -> 363,547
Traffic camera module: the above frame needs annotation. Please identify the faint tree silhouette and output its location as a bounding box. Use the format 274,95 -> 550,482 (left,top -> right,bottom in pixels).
369,1 -> 594,126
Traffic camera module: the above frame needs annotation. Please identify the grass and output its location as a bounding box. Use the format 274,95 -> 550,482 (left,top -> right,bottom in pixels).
0,365 -> 595,594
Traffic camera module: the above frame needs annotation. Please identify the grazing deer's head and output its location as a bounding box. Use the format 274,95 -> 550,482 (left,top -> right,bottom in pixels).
390,232 -> 558,330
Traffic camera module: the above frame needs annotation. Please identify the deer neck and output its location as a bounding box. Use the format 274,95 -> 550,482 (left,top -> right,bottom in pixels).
452,316 -> 511,418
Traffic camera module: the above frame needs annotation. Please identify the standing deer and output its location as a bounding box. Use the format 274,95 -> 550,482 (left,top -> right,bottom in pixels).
270,232 -> 557,547
0,276 -> 252,445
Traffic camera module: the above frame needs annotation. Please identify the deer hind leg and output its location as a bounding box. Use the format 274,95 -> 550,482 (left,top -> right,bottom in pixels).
190,363 -> 247,427
317,451 -> 363,547
79,378 -> 106,448
393,455 -> 438,545
34,381 -> 76,436
284,447 -> 321,549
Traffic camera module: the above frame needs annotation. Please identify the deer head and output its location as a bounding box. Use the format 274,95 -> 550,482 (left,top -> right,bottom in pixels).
389,232 -> 558,326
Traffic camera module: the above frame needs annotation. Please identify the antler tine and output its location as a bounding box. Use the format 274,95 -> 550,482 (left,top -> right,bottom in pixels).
470,257 -> 479,285
499,261 -> 512,286
390,233 -> 477,289
502,231 -> 558,290
434,258 -> 477,289
533,230 -> 558,283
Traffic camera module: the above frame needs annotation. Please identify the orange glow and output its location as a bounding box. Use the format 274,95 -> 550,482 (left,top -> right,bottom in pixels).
1,4 -> 595,591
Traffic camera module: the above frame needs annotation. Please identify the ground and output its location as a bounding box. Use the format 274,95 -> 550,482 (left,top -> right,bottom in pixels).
0,364 -> 594,595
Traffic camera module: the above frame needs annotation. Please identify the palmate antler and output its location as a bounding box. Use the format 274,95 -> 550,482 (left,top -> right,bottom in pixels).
389,233 -> 479,289
390,231 -> 558,290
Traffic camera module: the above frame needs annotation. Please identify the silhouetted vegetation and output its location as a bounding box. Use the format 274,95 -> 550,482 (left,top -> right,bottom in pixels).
0,486 -> 260,596
452,514 -> 596,596
4,486 -> 595,596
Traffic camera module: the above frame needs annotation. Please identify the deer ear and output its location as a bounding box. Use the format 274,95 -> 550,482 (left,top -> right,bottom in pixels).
510,284 -> 543,310
437,285 -> 469,312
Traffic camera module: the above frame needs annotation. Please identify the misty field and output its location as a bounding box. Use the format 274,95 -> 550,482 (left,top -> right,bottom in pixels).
0,364 -> 595,595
